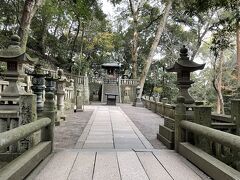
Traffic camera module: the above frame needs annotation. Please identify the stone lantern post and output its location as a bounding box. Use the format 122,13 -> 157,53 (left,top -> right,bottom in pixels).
56,69 -> 67,121
45,71 -> 57,94
27,63 -> 46,113
166,46 -> 205,104
133,84 -> 143,107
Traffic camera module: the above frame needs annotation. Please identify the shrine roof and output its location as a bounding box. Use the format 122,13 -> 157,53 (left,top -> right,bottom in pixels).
101,61 -> 121,69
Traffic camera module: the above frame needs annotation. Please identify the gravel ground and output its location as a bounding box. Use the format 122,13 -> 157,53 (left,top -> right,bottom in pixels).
54,107 -> 94,149
119,104 -> 167,149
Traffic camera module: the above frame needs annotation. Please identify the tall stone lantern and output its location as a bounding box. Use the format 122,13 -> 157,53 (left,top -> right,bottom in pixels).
0,35 -> 36,100
56,69 -> 67,121
0,35 -> 37,152
27,63 -> 46,113
166,46 -> 205,104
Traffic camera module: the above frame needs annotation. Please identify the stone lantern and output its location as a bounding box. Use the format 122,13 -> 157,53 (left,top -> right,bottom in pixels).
133,84 -> 143,107
166,46 -> 205,104
27,63 -> 46,113
56,69 -> 67,121
0,35 -> 36,100
0,35 -> 37,152
45,71 -> 57,94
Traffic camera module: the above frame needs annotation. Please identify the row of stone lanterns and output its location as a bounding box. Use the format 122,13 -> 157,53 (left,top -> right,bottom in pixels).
0,35 -> 68,126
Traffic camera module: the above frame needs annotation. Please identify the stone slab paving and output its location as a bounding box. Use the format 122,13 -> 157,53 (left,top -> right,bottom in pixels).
34,149 -> 209,180
33,105 -> 210,180
76,106 -> 152,149
120,104 -> 166,149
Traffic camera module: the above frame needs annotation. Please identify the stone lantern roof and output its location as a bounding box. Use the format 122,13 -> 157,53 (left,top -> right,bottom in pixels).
166,45 -> 205,72
0,35 -> 37,64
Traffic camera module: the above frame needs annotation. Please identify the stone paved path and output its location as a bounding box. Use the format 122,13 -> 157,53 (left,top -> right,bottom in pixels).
75,106 -> 153,149
120,104 -> 166,149
32,105 -> 209,180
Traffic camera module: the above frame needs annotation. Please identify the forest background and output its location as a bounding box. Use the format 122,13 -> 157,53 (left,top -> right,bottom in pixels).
0,0 -> 239,114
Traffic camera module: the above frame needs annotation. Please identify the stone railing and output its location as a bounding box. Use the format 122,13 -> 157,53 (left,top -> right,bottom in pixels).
143,96 -> 238,132
103,78 -> 118,84
210,113 -> 236,133
65,86 -> 74,101
142,97 -> 176,119
120,79 -> 139,85
174,97 -> 240,179
0,92 -> 56,179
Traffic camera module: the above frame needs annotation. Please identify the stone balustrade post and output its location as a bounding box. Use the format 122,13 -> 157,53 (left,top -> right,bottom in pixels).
231,99 -> 240,136
175,96 -> 186,152
193,106 -> 211,153
42,92 -> 56,151
230,99 -> 240,170
18,94 -> 37,153
162,97 -> 168,116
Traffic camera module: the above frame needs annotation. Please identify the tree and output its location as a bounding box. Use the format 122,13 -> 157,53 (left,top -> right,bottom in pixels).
128,0 -> 146,78
18,0 -> 45,50
139,0 -> 173,97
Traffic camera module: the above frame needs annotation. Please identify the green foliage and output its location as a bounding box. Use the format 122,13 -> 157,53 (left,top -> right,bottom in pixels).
0,0 -> 239,107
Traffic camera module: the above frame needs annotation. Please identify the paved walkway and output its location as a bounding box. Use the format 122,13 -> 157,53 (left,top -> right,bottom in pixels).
32,105 -> 209,180
75,106 -> 153,149
120,104 -> 166,149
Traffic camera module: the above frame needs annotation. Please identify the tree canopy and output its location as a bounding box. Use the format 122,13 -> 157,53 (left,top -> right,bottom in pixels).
0,0 -> 240,113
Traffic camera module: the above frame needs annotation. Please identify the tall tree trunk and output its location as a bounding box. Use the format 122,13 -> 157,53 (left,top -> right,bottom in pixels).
53,15 -> 61,37
128,0 -> 146,79
70,19 -> 81,61
128,0 -> 139,79
40,15 -> 48,55
190,21 -> 210,61
237,20 -> 240,80
215,50 -> 224,114
131,17 -> 139,79
18,0 -> 44,50
139,0 -> 173,97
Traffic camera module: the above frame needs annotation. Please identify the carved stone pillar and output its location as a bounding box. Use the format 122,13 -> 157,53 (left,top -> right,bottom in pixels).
18,94 -> 37,152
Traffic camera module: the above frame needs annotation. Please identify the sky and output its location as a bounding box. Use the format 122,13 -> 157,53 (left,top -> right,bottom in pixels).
101,0 -> 114,17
